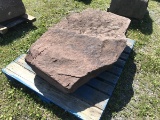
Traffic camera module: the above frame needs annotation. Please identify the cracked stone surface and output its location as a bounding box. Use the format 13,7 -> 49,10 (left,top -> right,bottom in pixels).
26,29 -> 127,93
25,9 -> 130,93
0,0 -> 26,23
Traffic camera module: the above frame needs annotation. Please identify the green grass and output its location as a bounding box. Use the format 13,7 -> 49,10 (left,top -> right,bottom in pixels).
0,0 -> 160,119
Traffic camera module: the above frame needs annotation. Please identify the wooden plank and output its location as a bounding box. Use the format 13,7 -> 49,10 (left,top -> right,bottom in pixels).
98,72 -> 119,85
5,18 -> 24,28
106,65 -> 122,76
119,52 -> 129,61
123,39 -> 135,53
14,55 -> 35,73
22,14 -> 36,22
72,85 -> 109,110
115,59 -> 125,68
124,46 -> 132,54
0,25 -> 8,34
127,39 -> 135,49
3,62 -> 102,120
87,78 -> 114,96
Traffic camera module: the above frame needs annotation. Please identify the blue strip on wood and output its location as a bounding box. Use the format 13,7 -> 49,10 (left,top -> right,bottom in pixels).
37,94 -> 52,104
2,39 -> 135,120
98,72 -> 119,85
120,52 -> 129,61
5,18 -> 24,28
124,46 -> 132,54
87,78 -> 114,96
72,85 -> 109,110
107,65 -> 123,77
115,59 -> 126,68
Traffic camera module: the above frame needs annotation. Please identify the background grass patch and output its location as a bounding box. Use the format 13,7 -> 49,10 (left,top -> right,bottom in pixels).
0,0 -> 160,119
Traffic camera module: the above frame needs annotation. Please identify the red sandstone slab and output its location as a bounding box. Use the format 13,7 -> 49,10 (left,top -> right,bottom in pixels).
25,9 -> 130,93
25,28 -> 127,93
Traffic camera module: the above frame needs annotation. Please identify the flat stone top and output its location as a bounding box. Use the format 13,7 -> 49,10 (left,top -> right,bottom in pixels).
26,9 -> 130,93
26,29 -> 127,89
54,9 -> 131,39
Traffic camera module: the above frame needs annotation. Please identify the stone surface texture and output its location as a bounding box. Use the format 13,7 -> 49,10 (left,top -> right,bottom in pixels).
54,9 -> 131,39
25,9 -> 130,93
109,0 -> 149,19
0,0 -> 26,23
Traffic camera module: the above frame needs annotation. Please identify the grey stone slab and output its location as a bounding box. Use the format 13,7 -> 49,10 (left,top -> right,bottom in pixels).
0,0 -> 26,23
109,0 -> 148,19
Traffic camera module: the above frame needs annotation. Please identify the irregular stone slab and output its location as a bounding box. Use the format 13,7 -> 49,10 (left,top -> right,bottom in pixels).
0,0 -> 26,23
54,8 -> 131,39
25,29 -> 127,93
109,0 -> 148,19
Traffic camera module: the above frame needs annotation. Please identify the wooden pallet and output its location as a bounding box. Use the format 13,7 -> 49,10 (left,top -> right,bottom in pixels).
0,14 -> 36,34
2,39 -> 135,120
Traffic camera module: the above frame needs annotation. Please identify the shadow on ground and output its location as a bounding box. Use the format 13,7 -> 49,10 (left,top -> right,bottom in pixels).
128,11 -> 153,35
101,50 -> 136,120
75,0 -> 92,5
0,22 -> 37,46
